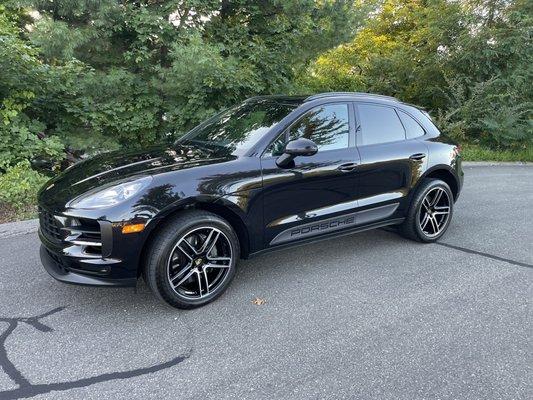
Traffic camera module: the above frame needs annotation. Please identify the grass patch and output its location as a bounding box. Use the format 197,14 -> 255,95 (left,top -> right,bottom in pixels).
461,144 -> 533,162
0,203 -> 38,224
0,161 -> 47,223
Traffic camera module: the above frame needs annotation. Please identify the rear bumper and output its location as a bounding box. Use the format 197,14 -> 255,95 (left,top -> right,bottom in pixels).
40,244 -> 137,287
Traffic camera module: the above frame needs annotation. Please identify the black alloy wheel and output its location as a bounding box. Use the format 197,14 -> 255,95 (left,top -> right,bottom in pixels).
167,226 -> 233,299
400,178 -> 454,242
144,211 -> 239,309
417,186 -> 452,238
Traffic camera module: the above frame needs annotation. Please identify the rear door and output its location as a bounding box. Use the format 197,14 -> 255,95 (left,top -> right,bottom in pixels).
260,102 -> 360,246
354,102 -> 427,220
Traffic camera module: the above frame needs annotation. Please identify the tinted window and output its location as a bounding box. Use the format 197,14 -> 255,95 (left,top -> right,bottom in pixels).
398,110 -> 425,139
268,132 -> 288,157
267,104 -> 350,156
358,104 -> 405,145
293,103 -> 350,147
178,99 -> 297,156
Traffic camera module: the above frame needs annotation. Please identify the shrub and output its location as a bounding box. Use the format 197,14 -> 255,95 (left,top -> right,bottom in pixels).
0,160 -> 48,213
0,115 -> 64,171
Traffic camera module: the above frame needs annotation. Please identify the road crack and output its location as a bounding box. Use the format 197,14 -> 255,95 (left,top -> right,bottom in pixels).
0,307 -> 191,400
436,242 -> 533,268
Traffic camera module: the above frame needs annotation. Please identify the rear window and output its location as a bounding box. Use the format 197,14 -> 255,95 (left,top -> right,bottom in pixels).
358,104 -> 405,145
398,110 -> 425,139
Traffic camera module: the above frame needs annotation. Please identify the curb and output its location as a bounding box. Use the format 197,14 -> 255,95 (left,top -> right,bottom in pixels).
0,219 -> 39,239
463,161 -> 532,167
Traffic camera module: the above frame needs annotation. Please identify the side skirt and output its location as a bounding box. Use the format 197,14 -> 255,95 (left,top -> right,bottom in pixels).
247,217 -> 405,259
269,203 -> 399,246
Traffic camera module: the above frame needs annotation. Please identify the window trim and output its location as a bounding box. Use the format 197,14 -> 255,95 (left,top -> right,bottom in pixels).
261,101 -> 356,158
353,101 -> 408,147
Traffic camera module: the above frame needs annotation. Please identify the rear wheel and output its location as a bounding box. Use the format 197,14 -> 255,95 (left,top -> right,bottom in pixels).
400,179 -> 453,242
143,211 -> 239,309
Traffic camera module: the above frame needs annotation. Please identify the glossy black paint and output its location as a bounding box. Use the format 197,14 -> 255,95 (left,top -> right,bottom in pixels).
275,137 -> 319,168
38,93 -> 463,286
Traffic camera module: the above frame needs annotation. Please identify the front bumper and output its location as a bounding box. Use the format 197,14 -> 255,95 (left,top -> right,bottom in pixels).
40,244 -> 136,287
37,207 -> 146,287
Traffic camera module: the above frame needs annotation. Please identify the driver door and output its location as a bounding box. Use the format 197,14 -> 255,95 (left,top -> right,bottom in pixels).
260,102 -> 360,247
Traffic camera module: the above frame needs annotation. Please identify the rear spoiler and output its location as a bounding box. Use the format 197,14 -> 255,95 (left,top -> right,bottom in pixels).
420,109 -> 433,121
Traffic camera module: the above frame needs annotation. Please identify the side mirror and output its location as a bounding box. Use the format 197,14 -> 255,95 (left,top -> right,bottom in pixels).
276,138 -> 318,168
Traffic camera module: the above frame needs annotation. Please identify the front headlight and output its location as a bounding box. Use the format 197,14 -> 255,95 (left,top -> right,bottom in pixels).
69,176 -> 152,209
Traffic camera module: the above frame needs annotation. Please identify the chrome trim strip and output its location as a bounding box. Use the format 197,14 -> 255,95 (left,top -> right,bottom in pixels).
67,240 -> 102,247
357,191 -> 405,207
267,199 -> 358,228
267,191 -> 405,229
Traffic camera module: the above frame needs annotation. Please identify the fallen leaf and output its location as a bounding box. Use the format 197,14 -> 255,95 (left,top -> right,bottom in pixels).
251,297 -> 266,305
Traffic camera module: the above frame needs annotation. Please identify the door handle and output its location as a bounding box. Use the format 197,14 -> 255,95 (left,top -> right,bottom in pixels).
337,162 -> 359,172
409,153 -> 426,161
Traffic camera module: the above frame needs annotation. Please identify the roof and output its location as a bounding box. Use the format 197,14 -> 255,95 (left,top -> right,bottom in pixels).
245,95 -> 308,105
246,92 -> 400,106
305,92 -> 399,102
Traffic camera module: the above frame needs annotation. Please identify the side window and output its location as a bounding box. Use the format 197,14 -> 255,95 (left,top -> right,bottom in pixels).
268,133 -> 287,156
398,110 -> 425,139
289,104 -> 349,151
358,104 -> 405,145
266,103 -> 350,156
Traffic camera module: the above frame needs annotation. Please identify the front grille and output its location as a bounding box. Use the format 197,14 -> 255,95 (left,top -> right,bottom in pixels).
63,219 -> 103,257
39,207 -> 63,241
64,228 -> 102,248
39,208 -> 103,257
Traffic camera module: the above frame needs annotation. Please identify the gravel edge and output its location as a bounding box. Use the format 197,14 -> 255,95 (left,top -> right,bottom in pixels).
463,161 -> 532,167
0,218 -> 39,239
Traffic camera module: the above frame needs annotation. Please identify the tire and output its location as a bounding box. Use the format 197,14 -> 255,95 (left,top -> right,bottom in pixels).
400,178 -> 454,243
143,210 -> 240,309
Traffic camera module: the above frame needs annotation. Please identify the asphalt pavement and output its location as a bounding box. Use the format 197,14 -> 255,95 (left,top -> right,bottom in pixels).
0,164 -> 531,400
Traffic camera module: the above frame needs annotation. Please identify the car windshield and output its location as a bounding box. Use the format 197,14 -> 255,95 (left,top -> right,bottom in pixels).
176,99 -> 298,156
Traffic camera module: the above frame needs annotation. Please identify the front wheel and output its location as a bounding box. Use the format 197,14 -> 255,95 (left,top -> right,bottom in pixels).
143,211 -> 240,309
400,179 -> 454,242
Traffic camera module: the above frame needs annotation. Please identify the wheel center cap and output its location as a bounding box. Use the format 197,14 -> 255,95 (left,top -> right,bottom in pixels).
194,258 -> 203,267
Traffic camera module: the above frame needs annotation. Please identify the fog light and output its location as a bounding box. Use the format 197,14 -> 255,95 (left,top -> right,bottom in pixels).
122,223 -> 145,234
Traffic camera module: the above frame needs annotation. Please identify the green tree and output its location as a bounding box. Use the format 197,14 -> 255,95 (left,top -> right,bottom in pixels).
301,0 -> 533,149
1,0 -> 370,219
0,4 -> 64,171
23,0 -> 366,149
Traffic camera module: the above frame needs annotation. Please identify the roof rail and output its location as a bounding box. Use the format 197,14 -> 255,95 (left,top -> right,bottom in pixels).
305,92 -> 399,102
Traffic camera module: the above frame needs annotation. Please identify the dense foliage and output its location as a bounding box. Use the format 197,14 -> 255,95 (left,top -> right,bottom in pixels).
0,0 -> 531,220
302,0 -> 533,149
0,0 -> 366,217
2,0 -> 364,163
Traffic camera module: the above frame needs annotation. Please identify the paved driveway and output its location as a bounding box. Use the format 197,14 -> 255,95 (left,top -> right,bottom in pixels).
0,165 -> 531,399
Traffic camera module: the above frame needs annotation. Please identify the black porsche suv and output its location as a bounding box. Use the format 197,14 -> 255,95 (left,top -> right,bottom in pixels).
38,92 -> 463,308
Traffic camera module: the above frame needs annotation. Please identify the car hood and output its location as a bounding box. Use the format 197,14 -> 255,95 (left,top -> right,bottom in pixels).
38,144 -> 234,211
